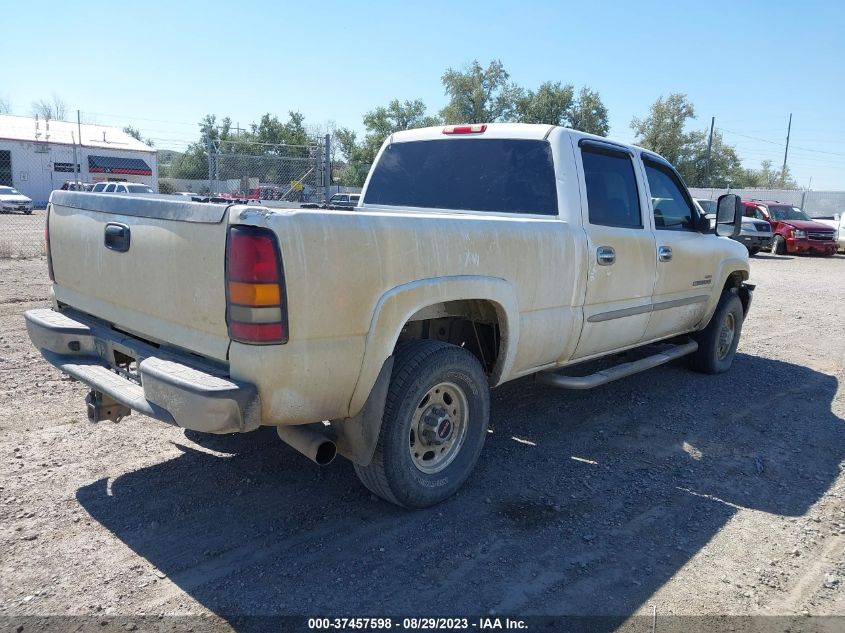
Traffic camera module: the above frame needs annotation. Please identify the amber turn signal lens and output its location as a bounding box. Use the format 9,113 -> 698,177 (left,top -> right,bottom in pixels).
228,282 -> 281,307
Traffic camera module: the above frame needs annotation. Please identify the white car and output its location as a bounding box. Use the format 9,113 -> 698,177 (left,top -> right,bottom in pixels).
815,213 -> 845,252
0,186 -> 33,214
91,182 -> 154,194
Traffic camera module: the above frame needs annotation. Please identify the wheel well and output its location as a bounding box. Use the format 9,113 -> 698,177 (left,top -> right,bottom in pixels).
396,300 -> 501,375
723,271 -> 751,314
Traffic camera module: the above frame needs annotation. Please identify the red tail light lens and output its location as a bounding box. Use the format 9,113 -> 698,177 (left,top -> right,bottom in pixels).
442,124 -> 487,135
225,226 -> 288,344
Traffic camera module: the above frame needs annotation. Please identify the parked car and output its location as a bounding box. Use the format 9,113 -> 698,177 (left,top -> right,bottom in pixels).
0,186 -> 33,214
28,123 -> 750,508
59,182 -> 95,192
91,182 -> 154,194
328,193 -> 361,208
696,198 -> 771,255
742,200 -> 836,256
814,213 -> 845,252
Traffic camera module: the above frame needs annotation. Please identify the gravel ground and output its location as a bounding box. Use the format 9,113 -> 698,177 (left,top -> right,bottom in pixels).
0,209 -> 46,259
0,253 -> 843,631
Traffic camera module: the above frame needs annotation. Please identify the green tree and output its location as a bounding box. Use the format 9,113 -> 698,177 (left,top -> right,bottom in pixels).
739,160 -> 798,189
337,99 -> 440,186
631,93 -> 707,182
684,130 -> 744,188
123,125 -> 155,147
569,87 -> 609,136
440,59 -> 520,124
514,82 -> 574,126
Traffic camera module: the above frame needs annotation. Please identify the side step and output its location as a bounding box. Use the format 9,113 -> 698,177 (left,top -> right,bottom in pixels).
536,340 -> 698,390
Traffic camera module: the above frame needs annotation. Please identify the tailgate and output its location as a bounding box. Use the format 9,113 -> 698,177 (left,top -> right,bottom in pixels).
48,191 -> 232,361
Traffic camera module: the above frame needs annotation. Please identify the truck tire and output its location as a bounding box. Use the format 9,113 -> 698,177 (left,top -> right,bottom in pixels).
772,235 -> 786,255
353,340 -> 490,508
690,292 -> 744,375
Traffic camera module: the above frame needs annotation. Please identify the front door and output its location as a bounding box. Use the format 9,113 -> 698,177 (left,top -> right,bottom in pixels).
641,156 -> 716,341
572,140 -> 657,359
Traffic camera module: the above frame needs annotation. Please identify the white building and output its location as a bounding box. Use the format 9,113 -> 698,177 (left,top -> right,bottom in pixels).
0,114 -> 158,206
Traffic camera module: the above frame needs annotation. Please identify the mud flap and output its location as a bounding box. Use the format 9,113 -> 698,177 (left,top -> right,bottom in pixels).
329,356 -> 394,466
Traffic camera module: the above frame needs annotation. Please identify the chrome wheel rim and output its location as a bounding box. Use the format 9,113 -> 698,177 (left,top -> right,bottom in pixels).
717,312 -> 736,360
409,381 -> 469,474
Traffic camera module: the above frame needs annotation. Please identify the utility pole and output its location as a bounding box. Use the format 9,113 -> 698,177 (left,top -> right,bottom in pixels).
705,116 -> 715,188
781,113 -> 792,186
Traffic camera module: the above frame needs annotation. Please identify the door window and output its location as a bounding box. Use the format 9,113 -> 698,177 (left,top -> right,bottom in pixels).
582,145 -> 642,228
644,160 -> 697,231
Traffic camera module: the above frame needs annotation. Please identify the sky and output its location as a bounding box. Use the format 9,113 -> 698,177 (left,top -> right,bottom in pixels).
2,0 -> 844,189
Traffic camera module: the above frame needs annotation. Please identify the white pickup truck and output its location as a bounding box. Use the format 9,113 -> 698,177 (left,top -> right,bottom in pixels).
26,123 -> 752,508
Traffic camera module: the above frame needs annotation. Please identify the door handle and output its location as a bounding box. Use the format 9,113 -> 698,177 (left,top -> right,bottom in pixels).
596,246 -> 616,266
658,245 -> 672,262
104,223 -> 131,253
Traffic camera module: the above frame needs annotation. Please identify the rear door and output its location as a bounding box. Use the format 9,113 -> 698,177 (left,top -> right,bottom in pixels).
572,140 -> 657,359
640,156 -> 716,341
48,191 -> 232,360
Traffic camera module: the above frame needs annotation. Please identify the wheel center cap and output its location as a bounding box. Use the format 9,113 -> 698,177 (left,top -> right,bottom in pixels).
436,418 -> 453,440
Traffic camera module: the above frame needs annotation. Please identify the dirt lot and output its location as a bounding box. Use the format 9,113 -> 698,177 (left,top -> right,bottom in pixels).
0,254 -> 843,630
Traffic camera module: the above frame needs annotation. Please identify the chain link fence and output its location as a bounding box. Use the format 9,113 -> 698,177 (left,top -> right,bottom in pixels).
689,188 -> 845,218
0,131 -> 331,259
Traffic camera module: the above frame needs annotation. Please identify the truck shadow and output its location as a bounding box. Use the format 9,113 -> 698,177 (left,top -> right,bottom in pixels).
75,353 -> 843,628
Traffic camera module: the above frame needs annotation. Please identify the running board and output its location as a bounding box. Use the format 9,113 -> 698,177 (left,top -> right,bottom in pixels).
536,340 -> 699,390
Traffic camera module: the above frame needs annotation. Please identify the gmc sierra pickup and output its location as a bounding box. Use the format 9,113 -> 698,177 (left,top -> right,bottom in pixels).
26,123 -> 752,508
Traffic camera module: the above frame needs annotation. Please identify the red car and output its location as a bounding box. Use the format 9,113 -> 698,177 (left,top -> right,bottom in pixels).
742,200 -> 836,256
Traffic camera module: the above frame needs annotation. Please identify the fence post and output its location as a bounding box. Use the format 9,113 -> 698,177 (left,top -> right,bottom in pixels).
207,135 -> 214,194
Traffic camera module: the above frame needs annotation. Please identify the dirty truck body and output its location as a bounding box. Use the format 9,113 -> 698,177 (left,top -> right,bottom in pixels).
26,123 -> 752,507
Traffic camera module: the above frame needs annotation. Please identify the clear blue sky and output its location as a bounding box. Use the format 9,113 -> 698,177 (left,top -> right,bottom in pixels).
3,0 -> 844,188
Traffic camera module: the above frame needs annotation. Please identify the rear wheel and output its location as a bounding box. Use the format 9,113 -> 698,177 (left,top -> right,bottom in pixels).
690,292 -> 744,374
772,235 -> 786,255
353,340 -> 490,508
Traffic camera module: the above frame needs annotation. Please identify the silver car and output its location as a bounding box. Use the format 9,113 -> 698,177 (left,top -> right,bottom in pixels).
695,198 -> 772,255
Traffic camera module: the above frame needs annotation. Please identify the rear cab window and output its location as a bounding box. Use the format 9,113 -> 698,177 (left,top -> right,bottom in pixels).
363,138 -> 558,215
581,142 -> 642,228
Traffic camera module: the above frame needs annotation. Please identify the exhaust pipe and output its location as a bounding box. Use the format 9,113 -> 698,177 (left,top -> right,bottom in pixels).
277,424 -> 337,465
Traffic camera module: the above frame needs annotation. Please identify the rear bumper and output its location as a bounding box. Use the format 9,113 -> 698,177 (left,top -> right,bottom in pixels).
786,237 -> 837,255
24,308 -> 260,434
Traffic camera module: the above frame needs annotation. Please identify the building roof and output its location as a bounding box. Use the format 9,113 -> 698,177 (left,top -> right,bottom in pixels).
0,114 -> 156,153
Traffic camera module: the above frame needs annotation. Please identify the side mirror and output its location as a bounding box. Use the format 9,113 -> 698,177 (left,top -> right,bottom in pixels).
716,194 -> 743,238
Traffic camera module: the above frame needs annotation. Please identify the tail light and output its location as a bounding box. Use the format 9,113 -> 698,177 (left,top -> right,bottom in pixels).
442,124 -> 487,135
45,204 -> 54,281
225,226 -> 288,344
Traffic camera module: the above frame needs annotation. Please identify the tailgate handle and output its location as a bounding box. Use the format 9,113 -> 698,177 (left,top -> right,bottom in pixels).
104,223 -> 130,253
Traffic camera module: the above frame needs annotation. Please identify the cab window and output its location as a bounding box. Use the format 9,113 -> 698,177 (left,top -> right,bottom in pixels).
581,144 -> 642,228
644,159 -> 697,231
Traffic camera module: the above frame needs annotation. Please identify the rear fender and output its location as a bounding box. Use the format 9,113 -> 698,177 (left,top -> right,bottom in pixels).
347,275 -> 520,416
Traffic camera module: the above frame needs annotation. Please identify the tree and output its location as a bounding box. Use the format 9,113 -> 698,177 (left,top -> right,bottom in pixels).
683,130 -> 744,188
440,60 -> 520,124
0,96 -> 10,114
569,87 -> 609,136
31,94 -> 68,120
123,125 -> 155,147
514,82 -> 574,126
631,93 -> 707,182
337,99 -> 440,186
738,160 -> 797,189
